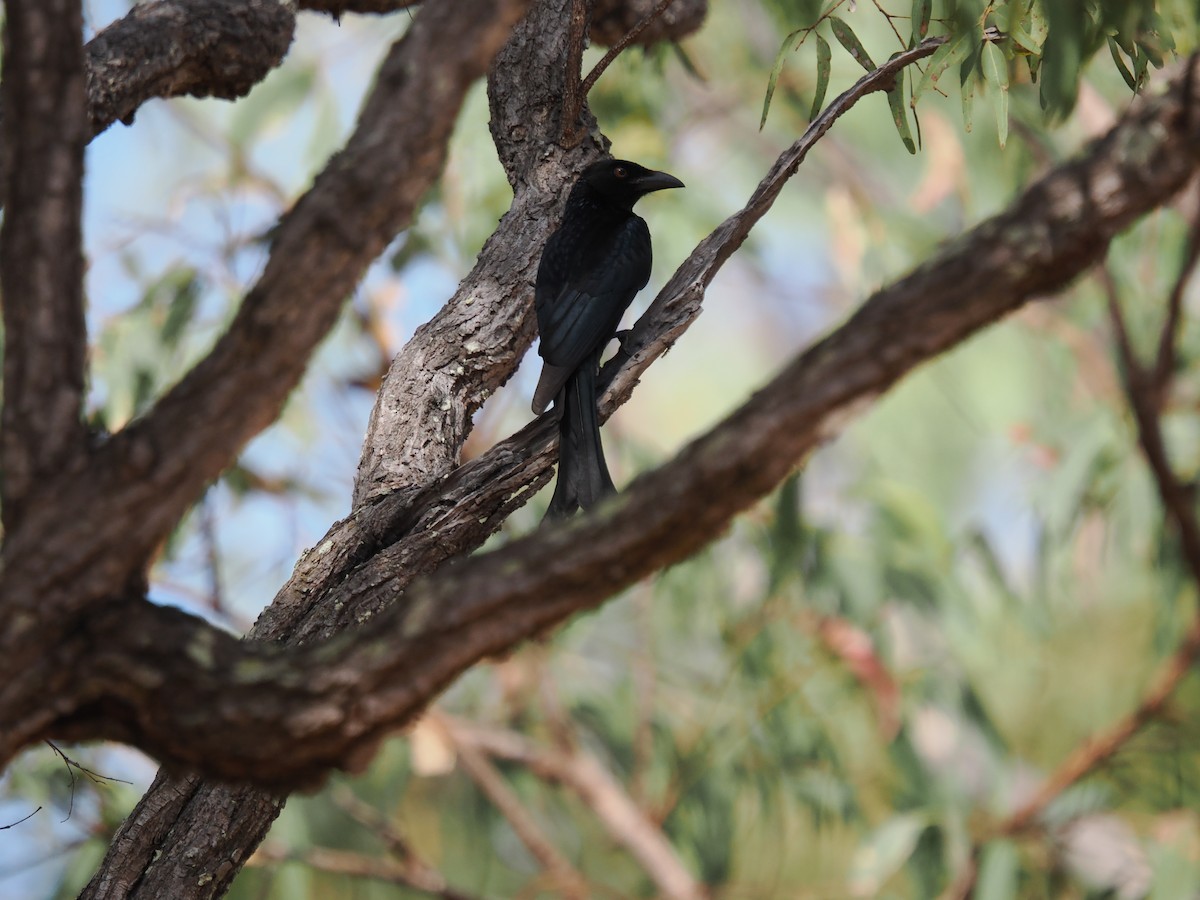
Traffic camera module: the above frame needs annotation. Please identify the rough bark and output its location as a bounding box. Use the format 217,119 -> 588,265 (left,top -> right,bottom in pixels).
84,0 -> 297,136
39,52 -> 1200,785
0,0 -> 89,531
82,1 -> 596,893
353,0 -> 608,504
0,0 -> 531,646
71,47 -> 1200,897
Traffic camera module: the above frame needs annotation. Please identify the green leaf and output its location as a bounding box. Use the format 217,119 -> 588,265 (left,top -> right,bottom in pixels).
849,813 -> 929,896
886,75 -> 917,154
1133,44 -> 1150,88
161,272 -> 200,348
982,42 -> 1009,148
760,26 -> 805,130
974,840 -> 1020,900
913,31 -> 972,105
829,17 -> 876,72
1025,0 -> 1049,47
1107,37 -> 1137,91
811,33 -> 832,119
1008,9 -> 1044,56
1039,0 -> 1085,117
910,0 -> 932,46
961,66 -> 976,132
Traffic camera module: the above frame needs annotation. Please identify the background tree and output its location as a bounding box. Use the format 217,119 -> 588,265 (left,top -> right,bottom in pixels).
2,0 -> 1200,897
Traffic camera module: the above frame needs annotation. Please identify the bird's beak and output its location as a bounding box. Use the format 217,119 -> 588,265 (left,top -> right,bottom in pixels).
635,170 -> 685,193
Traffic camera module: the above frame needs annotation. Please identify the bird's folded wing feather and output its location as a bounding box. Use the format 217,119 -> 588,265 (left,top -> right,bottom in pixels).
536,215 -> 652,377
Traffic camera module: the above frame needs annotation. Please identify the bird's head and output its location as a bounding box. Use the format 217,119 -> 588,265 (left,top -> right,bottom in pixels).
578,158 -> 684,210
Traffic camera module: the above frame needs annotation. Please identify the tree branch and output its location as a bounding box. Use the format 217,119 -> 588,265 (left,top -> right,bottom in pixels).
85,0 -> 296,137
250,843 -> 485,899
18,52 -> 1200,788
0,0 -> 89,530
440,714 -> 705,900
299,0 -> 423,15
0,0 -> 298,211
354,0 -> 607,505
989,251 -> 1200,840
0,0 -> 533,629
439,721 -> 591,898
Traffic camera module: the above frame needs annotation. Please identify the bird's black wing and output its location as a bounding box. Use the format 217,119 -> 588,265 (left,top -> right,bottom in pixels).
532,215 -> 652,412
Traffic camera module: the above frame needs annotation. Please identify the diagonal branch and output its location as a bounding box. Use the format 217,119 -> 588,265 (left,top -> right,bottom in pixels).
0,0 -> 90,530
440,721 -> 591,898
0,0 -> 533,623
989,250 -> 1200,841
259,33 -> 953,648
439,714 -> 705,900
353,0 -> 608,506
17,53 -> 1200,789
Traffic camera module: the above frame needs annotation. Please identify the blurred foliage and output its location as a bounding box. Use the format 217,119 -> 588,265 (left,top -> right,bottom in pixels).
4,0 -> 1200,898
762,0 -> 1199,146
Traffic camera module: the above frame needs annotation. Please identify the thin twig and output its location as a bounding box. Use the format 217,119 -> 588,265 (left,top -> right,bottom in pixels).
44,741 -> 131,822
0,806 -> 40,831
994,252 -> 1200,838
1152,203 -> 1200,399
578,0 -> 674,99
251,844 -> 486,900
440,714 -> 705,900
435,718 -> 591,899
328,784 -> 465,896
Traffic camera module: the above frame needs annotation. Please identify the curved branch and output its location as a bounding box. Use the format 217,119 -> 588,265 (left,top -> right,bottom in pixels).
85,0 -> 296,138
0,0 -> 533,628
29,54 -> 1200,788
0,0 -> 89,530
440,714 -> 705,900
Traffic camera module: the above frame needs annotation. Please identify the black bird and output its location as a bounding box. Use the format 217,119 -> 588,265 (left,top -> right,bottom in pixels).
533,158 -> 684,520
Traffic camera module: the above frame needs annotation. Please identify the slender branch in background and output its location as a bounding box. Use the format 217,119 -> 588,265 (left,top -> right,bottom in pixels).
44,741 -> 132,821
328,784 -> 465,897
434,718 -> 591,900
579,0 -> 674,97
1152,203 -> 1200,399
439,714 -> 705,900
992,244 -> 1200,840
0,807 -> 41,831
199,496 -> 227,619
250,844 -> 486,900
630,585 -> 657,805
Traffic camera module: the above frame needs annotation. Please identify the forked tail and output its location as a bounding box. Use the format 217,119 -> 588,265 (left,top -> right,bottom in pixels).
544,351 -> 614,520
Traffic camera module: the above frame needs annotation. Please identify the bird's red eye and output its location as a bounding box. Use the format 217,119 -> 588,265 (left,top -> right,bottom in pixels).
613,166 -> 627,178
